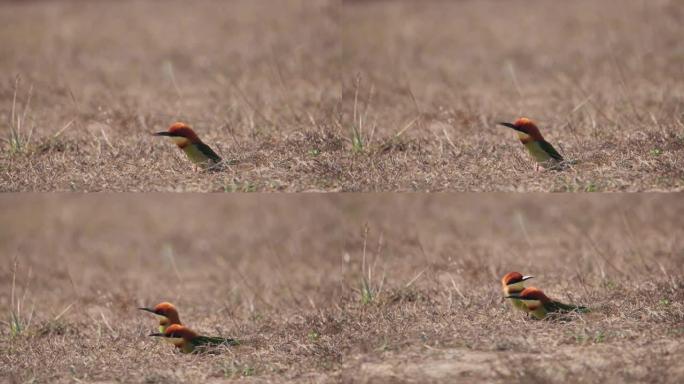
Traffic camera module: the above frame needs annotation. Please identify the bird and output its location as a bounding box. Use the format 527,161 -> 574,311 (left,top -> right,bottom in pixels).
154,122 -> 223,170
138,302 -> 182,333
149,324 -> 239,353
500,272 -> 534,313
497,117 -> 565,170
506,287 -> 590,320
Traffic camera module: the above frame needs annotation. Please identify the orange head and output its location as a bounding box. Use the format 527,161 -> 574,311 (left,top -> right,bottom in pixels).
138,302 -> 182,326
150,324 -> 198,346
164,324 -> 198,340
501,272 -> 534,287
513,287 -> 551,303
154,122 -> 201,146
497,117 -> 544,142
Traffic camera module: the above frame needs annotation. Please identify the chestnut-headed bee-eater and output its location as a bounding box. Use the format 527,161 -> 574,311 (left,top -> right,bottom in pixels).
154,122 -> 223,170
149,324 -> 239,353
501,272 -> 534,312
506,287 -> 590,320
498,117 -> 564,169
138,302 -> 182,333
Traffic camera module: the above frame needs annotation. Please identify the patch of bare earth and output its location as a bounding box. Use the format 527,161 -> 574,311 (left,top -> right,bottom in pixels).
1,195 -> 683,382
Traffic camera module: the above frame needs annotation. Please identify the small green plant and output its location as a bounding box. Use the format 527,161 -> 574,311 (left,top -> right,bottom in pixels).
358,224 -> 383,305
351,74 -> 366,154
220,362 -> 255,378
8,256 -> 34,338
9,310 -> 23,337
224,181 -> 257,192
375,337 -> 389,352
5,76 -> 35,155
268,180 -> 283,190
308,148 -> 321,157
307,329 -> 320,342
360,277 -> 374,305
573,329 -> 607,344
659,298 -> 670,306
650,148 -> 663,157
584,183 -> 598,192
593,331 -> 606,343
351,127 -> 364,153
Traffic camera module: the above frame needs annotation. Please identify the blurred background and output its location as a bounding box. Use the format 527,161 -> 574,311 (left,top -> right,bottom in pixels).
2,194 -> 682,315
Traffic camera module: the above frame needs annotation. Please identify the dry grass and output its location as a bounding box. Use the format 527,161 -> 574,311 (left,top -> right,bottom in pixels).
1,195 -> 683,383
0,0 -> 339,192
1,0 -> 683,191
341,0 -> 684,191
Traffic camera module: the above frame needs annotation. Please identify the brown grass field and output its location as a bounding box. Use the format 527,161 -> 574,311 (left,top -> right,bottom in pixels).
1,195 -> 683,383
0,0 -> 682,191
342,0 -> 684,192
0,0 -> 339,192
1,1 -> 683,382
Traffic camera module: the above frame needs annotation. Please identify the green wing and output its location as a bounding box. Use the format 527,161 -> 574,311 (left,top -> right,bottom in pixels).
538,140 -> 563,161
195,141 -> 222,163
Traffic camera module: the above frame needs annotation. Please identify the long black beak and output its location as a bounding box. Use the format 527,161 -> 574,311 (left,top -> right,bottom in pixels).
153,131 -> 174,137
138,307 -> 156,314
497,122 -> 516,129
149,332 -> 165,337
498,122 -> 527,134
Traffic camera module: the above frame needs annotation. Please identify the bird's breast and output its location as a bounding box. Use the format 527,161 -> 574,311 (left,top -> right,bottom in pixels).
183,144 -> 213,165
517,132 -> 534,144
523,141 -> 555,163
164,337 -> 184,346
525,300 -> 541,311
171,137 -> 190,148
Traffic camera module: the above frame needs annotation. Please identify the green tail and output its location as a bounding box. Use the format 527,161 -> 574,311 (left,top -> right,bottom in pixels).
548,301 -> 590,313
193,335 -> 240,347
